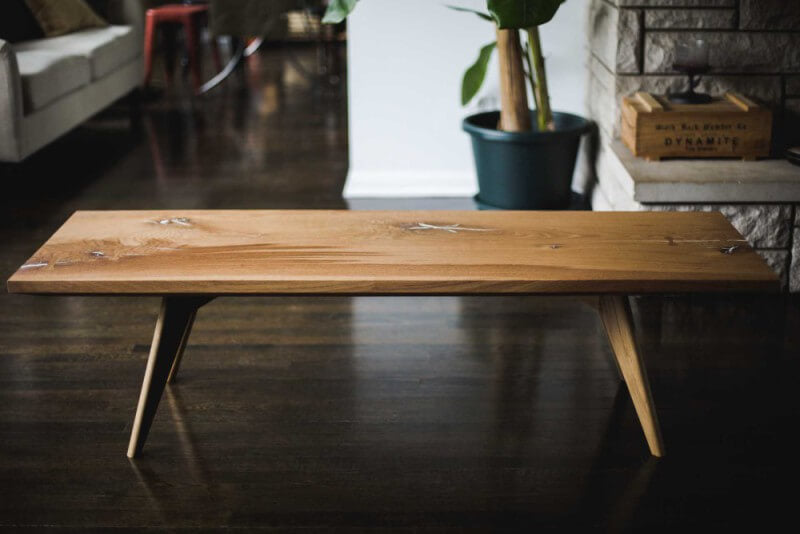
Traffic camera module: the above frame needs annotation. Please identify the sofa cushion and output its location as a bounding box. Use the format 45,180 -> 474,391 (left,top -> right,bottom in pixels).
13,26 -> 139,80
14,50 -> 91,113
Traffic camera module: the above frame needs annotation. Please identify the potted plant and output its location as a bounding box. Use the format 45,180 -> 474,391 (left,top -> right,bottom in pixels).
323,0 -> 589,209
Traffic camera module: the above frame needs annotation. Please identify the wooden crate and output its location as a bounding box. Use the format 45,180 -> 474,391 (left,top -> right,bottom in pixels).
621,92 -> 772,161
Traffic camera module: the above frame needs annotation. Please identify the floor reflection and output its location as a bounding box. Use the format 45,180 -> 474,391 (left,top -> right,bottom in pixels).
127,385 -> 225,528
164,387 -> 211,483
1,35 -> 797,529
571,383 -> 661,531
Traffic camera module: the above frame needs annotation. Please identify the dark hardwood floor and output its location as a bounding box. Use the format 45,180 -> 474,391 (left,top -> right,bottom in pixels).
1,45 -> 799,532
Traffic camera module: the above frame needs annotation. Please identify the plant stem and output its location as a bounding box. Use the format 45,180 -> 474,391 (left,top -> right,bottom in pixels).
527,26 -> 553,131
522,41 -> 538,114
495,27 -> 531,132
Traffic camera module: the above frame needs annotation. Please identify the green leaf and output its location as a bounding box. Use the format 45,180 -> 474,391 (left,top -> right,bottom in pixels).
322,0 -> 359,24
462,42 -> 496,106
446,5 -> 494,22
487,0 -> 566,29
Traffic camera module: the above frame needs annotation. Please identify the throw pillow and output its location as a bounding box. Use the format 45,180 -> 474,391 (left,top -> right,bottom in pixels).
0,0 -> 45,43
24,0 -> 109,38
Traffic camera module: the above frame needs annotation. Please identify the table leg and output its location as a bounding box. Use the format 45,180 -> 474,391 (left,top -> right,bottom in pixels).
166,308 -> 198,384
127,296 -> 211,458
598,295 -> 665,457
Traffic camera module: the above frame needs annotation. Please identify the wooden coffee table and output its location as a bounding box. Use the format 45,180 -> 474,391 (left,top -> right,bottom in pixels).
6,210 -> 778,458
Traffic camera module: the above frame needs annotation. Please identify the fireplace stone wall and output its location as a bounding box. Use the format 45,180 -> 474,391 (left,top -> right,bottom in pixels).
587,0 -> 800,291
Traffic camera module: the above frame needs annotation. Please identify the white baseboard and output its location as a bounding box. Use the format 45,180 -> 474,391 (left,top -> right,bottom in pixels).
343,169 -> 479,198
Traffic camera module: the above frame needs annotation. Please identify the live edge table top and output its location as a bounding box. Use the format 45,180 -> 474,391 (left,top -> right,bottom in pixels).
6,210 -> 778,295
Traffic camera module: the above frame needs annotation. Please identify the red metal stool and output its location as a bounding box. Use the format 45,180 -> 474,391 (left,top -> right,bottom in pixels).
143,4 -> 221,93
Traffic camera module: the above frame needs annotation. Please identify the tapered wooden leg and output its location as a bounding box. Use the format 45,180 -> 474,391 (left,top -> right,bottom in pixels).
127,297 -> 209,458
599,295 -> 665,457
166,308 -> 197,384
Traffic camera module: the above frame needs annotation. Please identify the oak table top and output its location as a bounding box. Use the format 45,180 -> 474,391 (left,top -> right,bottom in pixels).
7,209 -> 776,459
6,210 -> 778,295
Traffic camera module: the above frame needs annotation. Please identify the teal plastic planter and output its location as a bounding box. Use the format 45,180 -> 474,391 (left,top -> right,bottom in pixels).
463,111 -> 590,210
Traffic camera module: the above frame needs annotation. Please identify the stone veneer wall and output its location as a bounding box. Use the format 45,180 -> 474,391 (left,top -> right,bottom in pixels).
588,0 -> 800,151
587,0 -> 800,291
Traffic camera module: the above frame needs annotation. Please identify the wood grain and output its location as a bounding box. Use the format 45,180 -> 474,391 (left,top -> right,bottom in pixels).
621,92 -> 772,161
1,43 -> 797,528
127,297 -> 200,458
599,295 -> 665,457
635,91 -> 663,113
6,210 -> 778,295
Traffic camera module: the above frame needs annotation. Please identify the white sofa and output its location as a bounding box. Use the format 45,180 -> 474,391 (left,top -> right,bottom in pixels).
0,0 -> 143,162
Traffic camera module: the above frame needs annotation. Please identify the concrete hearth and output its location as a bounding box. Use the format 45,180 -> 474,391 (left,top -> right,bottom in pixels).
599,142 -> 800,204
592,142 -> 800,291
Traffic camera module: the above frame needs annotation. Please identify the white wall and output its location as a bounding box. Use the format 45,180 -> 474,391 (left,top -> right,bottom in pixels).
344,0 -> 589,198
